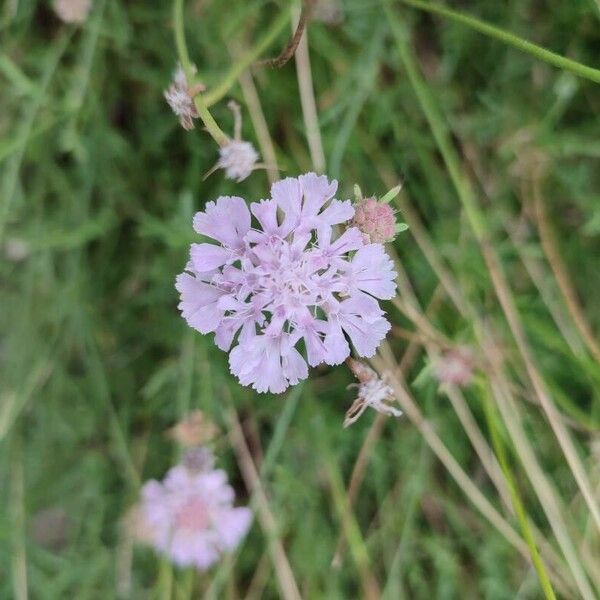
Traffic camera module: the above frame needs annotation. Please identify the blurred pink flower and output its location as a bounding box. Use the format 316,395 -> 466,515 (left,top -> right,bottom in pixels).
435,347 -> 474,386
138,462 -> 252,570
176,173 -> 397,393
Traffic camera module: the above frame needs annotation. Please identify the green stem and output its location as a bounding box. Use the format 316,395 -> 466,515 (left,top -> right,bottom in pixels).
173,0 -> 229,146
398,0 -> 600,84
203,6 -> 292,108
481,385 -> 557,600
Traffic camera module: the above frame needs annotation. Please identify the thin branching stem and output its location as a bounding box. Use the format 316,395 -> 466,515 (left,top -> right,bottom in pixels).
173,0 -> 229,146
203,7 -> 292,107
256,0 -> 316,68
398,0 -> 600,83
481,384 -> 557,600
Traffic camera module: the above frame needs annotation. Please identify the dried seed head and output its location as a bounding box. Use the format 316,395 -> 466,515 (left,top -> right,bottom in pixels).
217,140 -> 259,182
344,359 -> 402,427
164,63 -> 203,131
352,197 -> 397,244
53,0 -> 91,23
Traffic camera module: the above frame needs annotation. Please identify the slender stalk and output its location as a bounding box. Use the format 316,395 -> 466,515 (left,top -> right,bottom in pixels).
481,385 -> 556,600
173,0 -> 229,146
203,7 -> 292,108
531,170 -> 600,364
398,0 -> 600,84
11,434 -> 27,600
370,351 -> 530,559
226,407 -> 302,600
292,4 -> 326,173
229,42 -> 280,183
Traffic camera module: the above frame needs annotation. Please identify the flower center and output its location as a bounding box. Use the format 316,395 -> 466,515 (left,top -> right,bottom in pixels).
175,498 -> 210,531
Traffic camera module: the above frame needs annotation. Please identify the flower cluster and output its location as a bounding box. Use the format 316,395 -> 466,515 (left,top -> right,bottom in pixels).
137,457 -> 252,570
176,173 -> 397,394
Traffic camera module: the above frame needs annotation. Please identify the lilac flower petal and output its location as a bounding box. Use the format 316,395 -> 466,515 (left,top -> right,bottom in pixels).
193,196 -> 250,249
191,243 -> 231,272
319,199 -> 354,225
350,244 -> 397,299
298,172 -> 337,216
341,315 -> 391,358
213,507 -> 253,551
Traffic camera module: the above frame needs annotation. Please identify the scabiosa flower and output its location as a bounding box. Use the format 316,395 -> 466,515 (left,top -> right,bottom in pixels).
176,173 -> 397,394
435,347 -> 474,386
53,0 -> 91,23
137,459 -> 252,570
164,64 -> 203,131
343,358 -> 401,427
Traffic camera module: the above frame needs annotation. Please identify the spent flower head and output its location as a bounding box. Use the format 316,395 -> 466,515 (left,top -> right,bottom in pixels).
207,101 -> 259,182
176,173 -> 397,394
53,0 -> 91,23
164,63 -> 203,131
344,358 -> 402,427
136,458 -> 252,570
217,141 -> 259,182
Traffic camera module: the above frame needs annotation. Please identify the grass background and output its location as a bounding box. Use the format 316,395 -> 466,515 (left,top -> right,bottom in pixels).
1,0 -> 600,597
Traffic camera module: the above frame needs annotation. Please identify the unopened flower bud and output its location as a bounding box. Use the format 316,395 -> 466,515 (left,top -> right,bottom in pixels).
352,197 -> 397,244
435,347 -> 474,387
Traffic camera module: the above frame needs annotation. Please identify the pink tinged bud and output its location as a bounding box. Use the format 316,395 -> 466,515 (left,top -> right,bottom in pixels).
352,197 -> 397,244
435,347 -> 474,387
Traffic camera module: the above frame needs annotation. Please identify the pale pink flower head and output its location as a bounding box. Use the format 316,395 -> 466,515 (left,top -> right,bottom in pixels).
435,347 -> 474,386
53,0 -> 91,23
352,197 -> 396,244
176,173 -> 397,394
217,141 -> 259,182
138,460 -> 252,570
